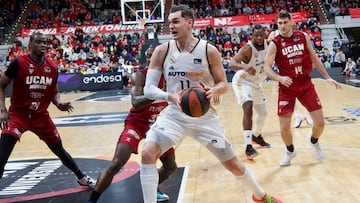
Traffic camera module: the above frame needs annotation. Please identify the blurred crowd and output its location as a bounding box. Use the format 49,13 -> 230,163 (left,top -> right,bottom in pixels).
2,0 -> 360,77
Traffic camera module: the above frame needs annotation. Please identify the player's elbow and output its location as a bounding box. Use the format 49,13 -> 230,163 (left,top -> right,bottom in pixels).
228,60 -> 236,70
143,85 -> 152,98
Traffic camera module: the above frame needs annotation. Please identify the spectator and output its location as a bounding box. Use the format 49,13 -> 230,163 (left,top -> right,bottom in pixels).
332,38 -> 341,52
320,48 -> 332,69
343,57 -> 356,76
333,49 -> 346,69
340,39 -> 352,59
313,36 -> 323,52
269,20 -> 278,31
238,28 -> 248,42
121,49 -> 134,64
329,3 -> 340,19
207,29 -> 217,42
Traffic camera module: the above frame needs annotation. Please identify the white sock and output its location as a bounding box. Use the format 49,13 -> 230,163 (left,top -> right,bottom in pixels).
244,130 -> 252,146
236,165 -> 265,200
140,164 -> 159,203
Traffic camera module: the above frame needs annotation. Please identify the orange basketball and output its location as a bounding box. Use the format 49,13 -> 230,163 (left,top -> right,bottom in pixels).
180,87 -> 210,117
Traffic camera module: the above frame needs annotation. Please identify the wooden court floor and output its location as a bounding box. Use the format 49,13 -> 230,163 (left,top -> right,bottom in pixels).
6,79 -> 360,203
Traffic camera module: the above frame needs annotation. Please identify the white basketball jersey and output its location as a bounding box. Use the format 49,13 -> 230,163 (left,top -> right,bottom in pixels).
163,39 -> 215,94
232,40 -> 268,87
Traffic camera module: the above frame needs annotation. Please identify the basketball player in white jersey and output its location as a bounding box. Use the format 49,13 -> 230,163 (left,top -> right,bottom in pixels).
230,24 -> 271,160
267,28 -> 313,128
140,4 -> 282,203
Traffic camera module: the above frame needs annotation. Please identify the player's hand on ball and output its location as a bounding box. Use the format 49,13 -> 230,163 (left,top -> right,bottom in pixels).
168,92 -> 181,109
179,87 -> 210,117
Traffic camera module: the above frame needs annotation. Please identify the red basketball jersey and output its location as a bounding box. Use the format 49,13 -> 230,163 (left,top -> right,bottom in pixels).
273,30 -> 313,78
125,68 -> 168,127
6,55 -> 58,113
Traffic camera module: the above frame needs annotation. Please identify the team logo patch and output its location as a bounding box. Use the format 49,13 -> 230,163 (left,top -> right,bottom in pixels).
44,67 -> 51,73
294,36 -> 300,42
193,58 -> 202,64
28,64 -> 34,74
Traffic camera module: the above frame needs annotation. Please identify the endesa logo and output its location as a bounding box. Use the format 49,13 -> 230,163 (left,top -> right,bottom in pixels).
82,74 -> 122,84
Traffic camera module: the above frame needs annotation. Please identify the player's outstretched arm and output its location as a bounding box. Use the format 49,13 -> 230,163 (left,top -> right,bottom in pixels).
304,33 -> 341,89
52,85 -> 74,113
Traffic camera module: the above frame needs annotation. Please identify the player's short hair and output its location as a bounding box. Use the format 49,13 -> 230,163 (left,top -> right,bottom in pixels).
170,4 -> 194,22
277,10 -> 292,20
252,24 -> 265,32
29,32 -> 43,42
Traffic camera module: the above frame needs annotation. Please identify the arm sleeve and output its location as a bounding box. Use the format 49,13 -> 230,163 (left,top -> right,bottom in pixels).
5,58 -> 19,79
144,69 -> 169,101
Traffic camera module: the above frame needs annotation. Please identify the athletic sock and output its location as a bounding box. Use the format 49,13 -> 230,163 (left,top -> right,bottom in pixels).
140,164 -> 159,203
243,130 -> 252,146
286,144 -> 294,153
74,170 -> 85,180
88,190 -> 101,203
310,136 -> 318,144
236,165 -> 265,200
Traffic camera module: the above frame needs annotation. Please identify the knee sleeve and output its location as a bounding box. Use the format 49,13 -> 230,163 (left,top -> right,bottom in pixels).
253,104 -> 267,135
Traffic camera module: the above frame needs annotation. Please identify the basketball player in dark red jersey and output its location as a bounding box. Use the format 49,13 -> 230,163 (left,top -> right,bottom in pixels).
263,10 -> 341,167
0,32 -> 96,187
87,45 -> 177,203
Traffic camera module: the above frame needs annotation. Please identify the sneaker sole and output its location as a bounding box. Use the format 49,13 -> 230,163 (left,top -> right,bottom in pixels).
252,141 -> 271,148
246,153 -> 259,160
279,162 -> 291,167
293,120 -> 302,128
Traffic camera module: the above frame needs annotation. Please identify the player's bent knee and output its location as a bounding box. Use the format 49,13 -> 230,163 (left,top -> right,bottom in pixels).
222,157 -> 245,175
141,149 -> 158,164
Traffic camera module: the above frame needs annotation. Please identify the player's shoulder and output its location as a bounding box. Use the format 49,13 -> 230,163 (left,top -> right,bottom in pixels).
155,42 -> 169,53
152,43 -> 169,59
206,42 -> 220,55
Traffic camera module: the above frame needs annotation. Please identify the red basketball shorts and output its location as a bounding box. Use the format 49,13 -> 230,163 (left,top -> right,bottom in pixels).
2,111 -> 61,144
278,79 -> 322,116
118,123 -> 174,157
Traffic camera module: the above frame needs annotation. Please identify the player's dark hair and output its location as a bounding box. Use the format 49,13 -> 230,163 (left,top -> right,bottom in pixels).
277,10 -> 292,20
170,4 -> 194,22
29,32 -> 43,42
252,24 -> 265,32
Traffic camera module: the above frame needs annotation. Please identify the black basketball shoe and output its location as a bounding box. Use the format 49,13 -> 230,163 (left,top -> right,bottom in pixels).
245,144 -> 259,160
252,134 -> 271,148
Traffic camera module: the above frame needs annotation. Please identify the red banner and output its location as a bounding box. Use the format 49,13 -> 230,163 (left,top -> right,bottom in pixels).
349,8 -> 360,18
20,24 -> 145,37
21,12 -> 309,36
248,13 -> 277,24
194,18 -> 213,29
194,12 -> 307,28
213,15 -> 249,27
291,12 -> 308,22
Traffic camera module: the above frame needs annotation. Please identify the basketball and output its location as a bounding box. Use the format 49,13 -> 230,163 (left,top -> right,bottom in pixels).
180,87 -> 210,117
